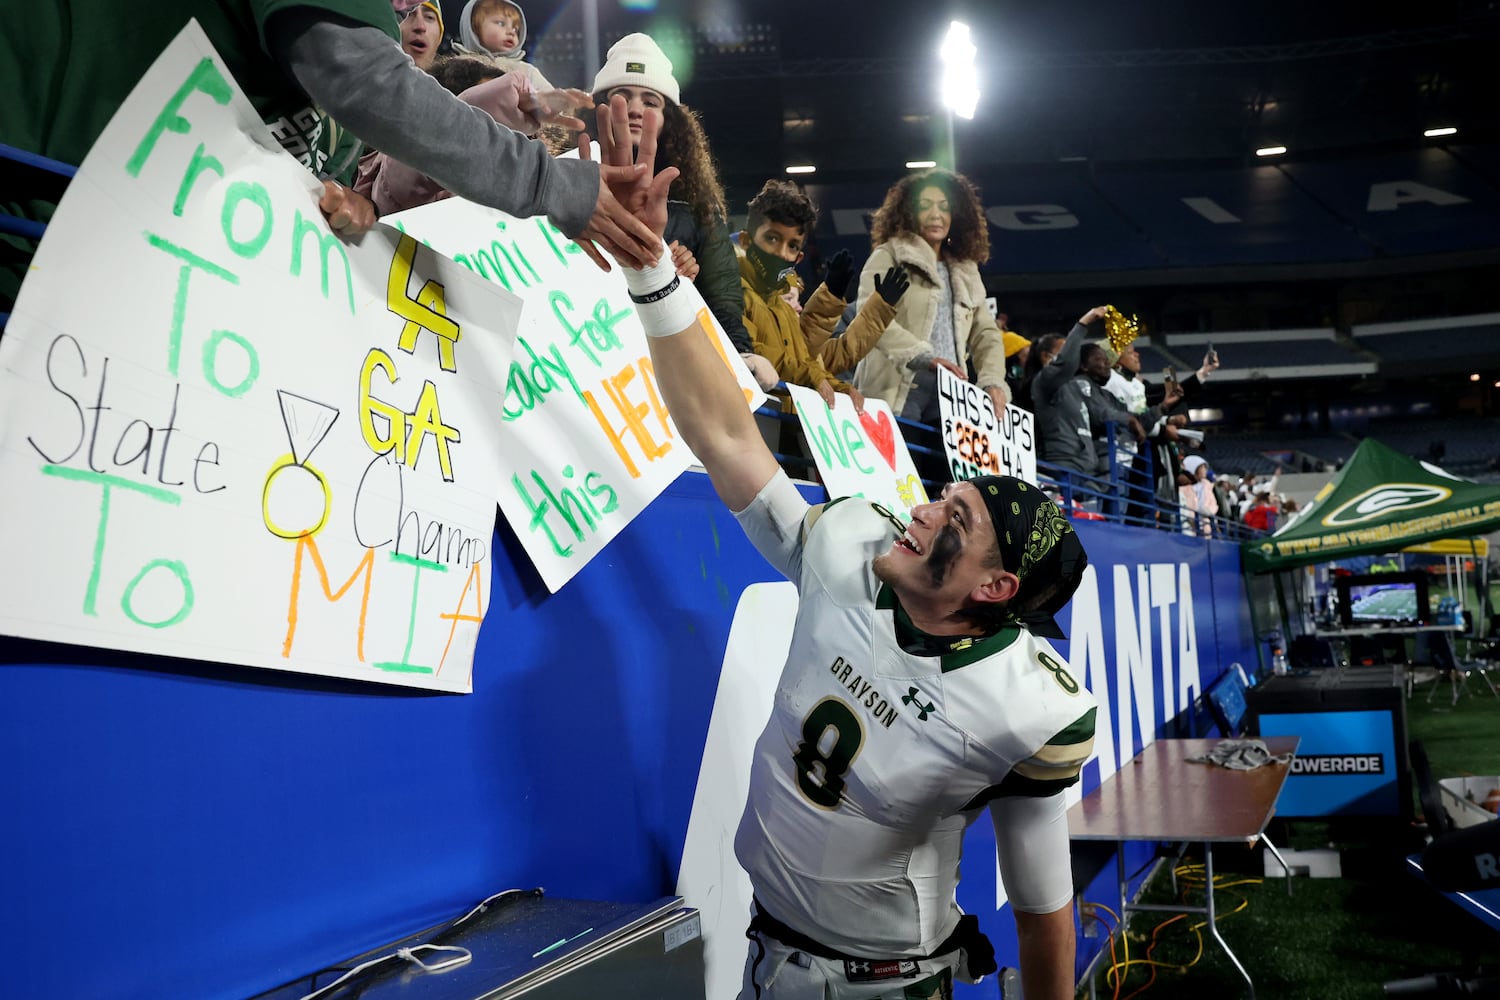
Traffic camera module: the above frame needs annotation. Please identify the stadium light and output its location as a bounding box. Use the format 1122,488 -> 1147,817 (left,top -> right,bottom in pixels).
1424,126 -> 1458,138
906,160 -> 938,169
1255,145 -> 1288,157
940,22 -> 979,120
785,164 -> 816,175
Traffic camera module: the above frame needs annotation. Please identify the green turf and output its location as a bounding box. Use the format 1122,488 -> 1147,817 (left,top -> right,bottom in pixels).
1076,676 -> 1500,999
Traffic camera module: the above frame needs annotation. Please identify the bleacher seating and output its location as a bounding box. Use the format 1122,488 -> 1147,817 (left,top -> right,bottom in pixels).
1362,417 -> 1500,473
1201,430 -> 1357,476
1352,313 -> 1500,368
1164,329 -> 1374,381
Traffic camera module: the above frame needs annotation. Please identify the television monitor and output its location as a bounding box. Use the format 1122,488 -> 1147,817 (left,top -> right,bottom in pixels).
1206,667 -> 1250,738
1335,571 -> 1429,627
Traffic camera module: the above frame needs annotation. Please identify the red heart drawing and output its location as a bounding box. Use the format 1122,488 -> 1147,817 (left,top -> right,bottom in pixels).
859,409 -> 898,470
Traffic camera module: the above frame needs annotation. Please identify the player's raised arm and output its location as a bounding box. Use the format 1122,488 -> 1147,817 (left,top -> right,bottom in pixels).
590,96 -> 782,512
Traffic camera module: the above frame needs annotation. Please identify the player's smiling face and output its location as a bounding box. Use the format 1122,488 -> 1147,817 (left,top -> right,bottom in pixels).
874,482 -> 1016,626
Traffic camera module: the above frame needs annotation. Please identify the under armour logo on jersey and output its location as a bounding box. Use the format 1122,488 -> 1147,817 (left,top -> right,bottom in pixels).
902,686 -> 936,721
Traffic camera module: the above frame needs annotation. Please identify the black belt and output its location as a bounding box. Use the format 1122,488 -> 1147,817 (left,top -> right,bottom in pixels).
748,900 -> 997,978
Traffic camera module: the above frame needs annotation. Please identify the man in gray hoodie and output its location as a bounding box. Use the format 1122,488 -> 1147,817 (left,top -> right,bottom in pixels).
2,0 -> 659,310
1031,308 -> 1178,508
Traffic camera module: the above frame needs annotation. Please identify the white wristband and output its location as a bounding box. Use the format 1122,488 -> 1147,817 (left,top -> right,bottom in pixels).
625,242 -> 707,338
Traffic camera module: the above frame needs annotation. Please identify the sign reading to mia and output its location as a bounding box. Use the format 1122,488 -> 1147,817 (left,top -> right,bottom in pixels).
0,23 -> 522,692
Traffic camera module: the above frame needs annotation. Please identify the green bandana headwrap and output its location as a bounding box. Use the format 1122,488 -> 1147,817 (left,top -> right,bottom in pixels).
968,475 -> 1088,639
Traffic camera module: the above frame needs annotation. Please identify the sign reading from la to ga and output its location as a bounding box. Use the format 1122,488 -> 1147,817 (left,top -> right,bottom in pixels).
0,22 -> 521,692
785,384 -> 927,519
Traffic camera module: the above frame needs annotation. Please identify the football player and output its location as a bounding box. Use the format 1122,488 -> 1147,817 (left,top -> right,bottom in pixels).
591,98 -> 1098,1000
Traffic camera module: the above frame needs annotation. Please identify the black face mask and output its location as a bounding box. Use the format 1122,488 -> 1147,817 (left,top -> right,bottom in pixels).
744,240 -> 797,294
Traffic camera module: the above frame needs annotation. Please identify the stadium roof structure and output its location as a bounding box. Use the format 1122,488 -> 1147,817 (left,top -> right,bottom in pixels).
1243,438 -> 1500,573
519,0 -> 1500,187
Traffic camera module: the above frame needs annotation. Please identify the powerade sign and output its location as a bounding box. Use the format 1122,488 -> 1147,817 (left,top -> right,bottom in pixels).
1257,710 -> 1399,815
1292,754 -> 1385,774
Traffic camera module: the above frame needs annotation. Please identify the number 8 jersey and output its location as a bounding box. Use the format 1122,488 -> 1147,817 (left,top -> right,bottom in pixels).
732,471 -> 1097,958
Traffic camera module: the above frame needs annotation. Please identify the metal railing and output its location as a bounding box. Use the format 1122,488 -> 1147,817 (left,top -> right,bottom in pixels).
755,393 -> 1263,539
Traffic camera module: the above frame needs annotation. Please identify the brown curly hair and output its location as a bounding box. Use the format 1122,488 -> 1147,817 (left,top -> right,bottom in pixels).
581,98 -> 728,228
745,180 -> 816,236
869,168 -> 990,264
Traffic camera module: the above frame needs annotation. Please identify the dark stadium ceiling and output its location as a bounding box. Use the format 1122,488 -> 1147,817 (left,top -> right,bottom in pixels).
491,0 -> 1500,197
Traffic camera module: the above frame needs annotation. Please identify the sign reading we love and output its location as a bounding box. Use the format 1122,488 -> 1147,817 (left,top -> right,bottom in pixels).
785,384 -> 928,520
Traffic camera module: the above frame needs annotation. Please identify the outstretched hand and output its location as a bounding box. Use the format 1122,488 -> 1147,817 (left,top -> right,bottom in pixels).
570,137 -> 660,269
875,264 -> 910,305
585,95 -> 680,244
572,104 -> 674,272
1078,305 -> 1110,326
519,86 -> 594,132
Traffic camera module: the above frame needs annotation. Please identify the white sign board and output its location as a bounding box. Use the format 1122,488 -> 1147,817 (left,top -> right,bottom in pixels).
386,198 -> 766,592
0,23 -> 522,692
785,385 -> 928,519
935,367 -> 1037,485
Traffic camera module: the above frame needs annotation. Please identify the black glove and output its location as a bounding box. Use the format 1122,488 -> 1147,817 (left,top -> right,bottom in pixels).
823,249 -> 854,300
874,264 -> 910,305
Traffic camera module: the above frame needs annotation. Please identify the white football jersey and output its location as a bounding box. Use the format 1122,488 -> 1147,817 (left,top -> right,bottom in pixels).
733,477 -> 1097,958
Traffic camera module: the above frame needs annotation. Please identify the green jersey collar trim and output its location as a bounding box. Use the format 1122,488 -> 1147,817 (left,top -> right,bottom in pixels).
877,584 -> 1022,669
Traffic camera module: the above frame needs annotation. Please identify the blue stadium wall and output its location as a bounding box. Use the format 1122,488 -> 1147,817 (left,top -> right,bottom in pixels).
0,471 -> 1255,999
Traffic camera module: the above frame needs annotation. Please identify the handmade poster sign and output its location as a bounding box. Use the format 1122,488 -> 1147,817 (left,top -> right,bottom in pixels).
935,366 -> 1037,486
0,23 -> 520,692
386,197 -> 766,592
785,384 -> 927,520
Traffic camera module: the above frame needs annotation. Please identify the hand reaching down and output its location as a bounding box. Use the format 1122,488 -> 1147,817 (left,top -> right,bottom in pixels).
932,357 -> 966,378
816,379 -> 837,410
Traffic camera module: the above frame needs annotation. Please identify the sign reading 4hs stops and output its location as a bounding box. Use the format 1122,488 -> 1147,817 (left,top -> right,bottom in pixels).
935,366 -> 1036,486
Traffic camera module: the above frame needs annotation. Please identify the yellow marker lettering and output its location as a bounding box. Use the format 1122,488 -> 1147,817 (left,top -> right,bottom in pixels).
405,380 -> 461,482
359,349 -> 406,462
386,233 -> 461,372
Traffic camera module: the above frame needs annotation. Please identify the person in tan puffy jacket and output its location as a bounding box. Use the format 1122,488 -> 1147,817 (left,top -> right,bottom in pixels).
737,180 -> 911,410
853,168 -> 1009,424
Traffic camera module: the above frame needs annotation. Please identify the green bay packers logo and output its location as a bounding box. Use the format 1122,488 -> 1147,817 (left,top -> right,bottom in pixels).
1321,483 -> 1451,527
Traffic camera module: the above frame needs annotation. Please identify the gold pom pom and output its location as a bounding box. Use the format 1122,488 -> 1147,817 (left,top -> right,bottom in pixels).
1104,305 -> 1143,354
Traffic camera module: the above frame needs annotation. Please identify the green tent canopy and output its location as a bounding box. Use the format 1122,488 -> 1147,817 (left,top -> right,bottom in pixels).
1241,438 -> 1500,574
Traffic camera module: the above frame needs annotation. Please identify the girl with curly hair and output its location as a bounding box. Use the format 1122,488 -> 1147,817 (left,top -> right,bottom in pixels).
586,33 -> 763,371
853,167 -> 1010,423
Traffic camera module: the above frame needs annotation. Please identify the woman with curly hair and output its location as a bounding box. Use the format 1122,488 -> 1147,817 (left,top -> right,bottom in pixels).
587,33 -> 765,376
853,168 -> 1009,423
